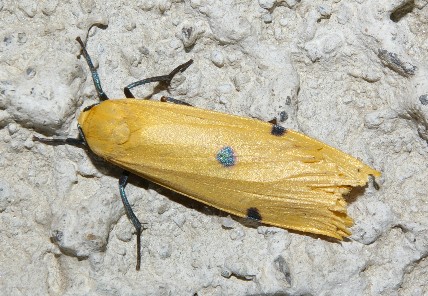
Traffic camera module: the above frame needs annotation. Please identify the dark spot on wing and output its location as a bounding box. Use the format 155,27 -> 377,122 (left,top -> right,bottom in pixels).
247,207 -> 262,221
271,124 -> 287,136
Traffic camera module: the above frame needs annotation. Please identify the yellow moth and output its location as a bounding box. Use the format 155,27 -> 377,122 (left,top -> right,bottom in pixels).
34,36 -> 380,270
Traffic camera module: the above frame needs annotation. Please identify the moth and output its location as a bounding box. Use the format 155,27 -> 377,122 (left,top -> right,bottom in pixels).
34,36 -> 380,270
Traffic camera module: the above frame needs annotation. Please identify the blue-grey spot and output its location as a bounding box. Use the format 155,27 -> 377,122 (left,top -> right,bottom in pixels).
216,146 -> 235,167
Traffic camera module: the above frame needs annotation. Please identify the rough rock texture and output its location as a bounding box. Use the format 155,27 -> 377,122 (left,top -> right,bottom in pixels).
1,0 -> 427,295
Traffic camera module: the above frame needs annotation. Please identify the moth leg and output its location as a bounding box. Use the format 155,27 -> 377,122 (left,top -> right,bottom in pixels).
160,96 -> 193,106
119,170 -> 142,271
76,37 -> 109,101
33,125 -> 87,147
124,59 -> 193,98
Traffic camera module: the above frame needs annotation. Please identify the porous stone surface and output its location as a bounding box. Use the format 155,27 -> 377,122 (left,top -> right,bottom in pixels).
1,1 -> 427,295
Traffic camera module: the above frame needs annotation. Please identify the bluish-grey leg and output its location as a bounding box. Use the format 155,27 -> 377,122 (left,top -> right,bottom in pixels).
33,125 -> 87,147
119,170 -> 142,271
124,59 -> 193,98
160,96 -> 193,106
76,37 -> 109,101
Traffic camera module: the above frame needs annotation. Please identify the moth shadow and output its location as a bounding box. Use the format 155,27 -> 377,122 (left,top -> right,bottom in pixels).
345,183 -> 371,204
